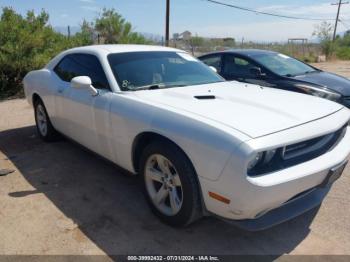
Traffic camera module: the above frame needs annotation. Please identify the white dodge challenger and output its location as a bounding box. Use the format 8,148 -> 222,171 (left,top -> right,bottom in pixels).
23,45 -> 350,230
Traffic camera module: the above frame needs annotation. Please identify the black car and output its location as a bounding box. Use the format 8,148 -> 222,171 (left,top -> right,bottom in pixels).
199,49 -> 350,107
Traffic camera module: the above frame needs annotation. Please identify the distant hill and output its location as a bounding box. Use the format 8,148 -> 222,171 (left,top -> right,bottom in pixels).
140,32 -> 163,43
53,26 -> 162,43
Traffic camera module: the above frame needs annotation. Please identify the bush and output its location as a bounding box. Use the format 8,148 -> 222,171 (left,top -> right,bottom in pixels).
0,8 -> 78,100
95,8 -> 149,44
334,33 -> 350,60
301,55 -> 318,63
336,47 -> 350,60
0,7 -> 151,100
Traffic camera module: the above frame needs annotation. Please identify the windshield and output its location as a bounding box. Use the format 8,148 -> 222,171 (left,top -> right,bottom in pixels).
252,53 -> 317,77
108,51 -> 224,91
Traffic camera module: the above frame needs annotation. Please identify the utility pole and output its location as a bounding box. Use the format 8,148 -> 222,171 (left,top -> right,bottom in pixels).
332,0 -> 349,41
67,25 -> 71,39
165,0 -> 170,46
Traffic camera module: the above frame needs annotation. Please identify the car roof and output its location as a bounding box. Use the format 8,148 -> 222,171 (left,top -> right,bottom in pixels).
67,44 -> 181,54
199,49 -> 278,57
45,44 -> 186,70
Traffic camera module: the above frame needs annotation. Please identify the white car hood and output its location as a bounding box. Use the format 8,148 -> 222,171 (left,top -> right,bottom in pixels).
135,81 -> 343,138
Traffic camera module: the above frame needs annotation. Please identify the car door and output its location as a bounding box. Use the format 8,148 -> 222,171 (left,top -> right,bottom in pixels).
52,53 -> 113,157
200,54 -> 223,74
222,54 -> 275,87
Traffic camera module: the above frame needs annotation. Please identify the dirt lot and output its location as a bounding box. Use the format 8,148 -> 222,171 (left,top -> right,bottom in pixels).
312,60 -> 350,79
1,62 -> 350,257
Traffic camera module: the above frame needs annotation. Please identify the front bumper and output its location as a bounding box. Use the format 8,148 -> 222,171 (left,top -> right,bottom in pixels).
221,185 -> 329,231
198,109 -> 350,229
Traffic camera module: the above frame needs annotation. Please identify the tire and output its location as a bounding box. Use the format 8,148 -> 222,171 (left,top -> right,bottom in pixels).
34,99 -> 60,142
140,140 -> 202,227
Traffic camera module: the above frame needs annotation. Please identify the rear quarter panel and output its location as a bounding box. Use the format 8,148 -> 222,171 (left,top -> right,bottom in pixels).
23,69 -> 57,118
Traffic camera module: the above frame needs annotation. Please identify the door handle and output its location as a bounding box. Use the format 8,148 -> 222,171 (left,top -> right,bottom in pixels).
58,87 -> 64,94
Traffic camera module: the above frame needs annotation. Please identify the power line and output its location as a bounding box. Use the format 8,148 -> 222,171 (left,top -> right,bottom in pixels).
340,16 -> 350,25
205,0 -> 335,21
339,19 -> 350,30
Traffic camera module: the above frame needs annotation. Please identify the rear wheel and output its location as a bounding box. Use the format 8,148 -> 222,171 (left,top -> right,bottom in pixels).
34,99 -> 60,142
140,141 -> 202,226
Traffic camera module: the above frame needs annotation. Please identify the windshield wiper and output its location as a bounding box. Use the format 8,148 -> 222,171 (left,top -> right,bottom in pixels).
132,83 -> 187,91
284,73 -> 296,77
284,70 -> 316,77
304,70 -> 317,74
132,84 -> 166,91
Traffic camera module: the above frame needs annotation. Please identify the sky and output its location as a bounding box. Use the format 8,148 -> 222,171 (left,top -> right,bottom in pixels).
1,0 -> 350,42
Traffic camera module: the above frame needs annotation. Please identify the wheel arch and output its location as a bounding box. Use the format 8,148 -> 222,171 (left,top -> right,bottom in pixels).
132,132 -> 194,174
132,131 -> 207,214
32,93 -> 42,106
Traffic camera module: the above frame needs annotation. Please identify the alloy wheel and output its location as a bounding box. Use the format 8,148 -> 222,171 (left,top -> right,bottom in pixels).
144,154 -> 183,216
36,104 -> 48,137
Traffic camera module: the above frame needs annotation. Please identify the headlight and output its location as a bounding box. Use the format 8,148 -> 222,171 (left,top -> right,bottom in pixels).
295,84 -> 342,102
247,149 -> 277,173
247,152 -> 263,171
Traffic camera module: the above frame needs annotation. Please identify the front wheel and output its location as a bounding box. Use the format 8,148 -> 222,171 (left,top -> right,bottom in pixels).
140,141 -> 202,227
34,99 -> 60,142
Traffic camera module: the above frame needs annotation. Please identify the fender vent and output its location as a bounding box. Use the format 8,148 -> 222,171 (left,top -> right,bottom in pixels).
194,95 -> 216,100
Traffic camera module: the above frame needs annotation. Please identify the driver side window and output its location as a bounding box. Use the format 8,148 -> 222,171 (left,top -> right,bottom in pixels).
201,55 -> 222,73
54,54 -> 110,90
223,55 -> 257,79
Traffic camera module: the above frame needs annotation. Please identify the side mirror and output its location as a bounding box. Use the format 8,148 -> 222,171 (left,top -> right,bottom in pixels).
250,67 -> 266,78
209,66 -> 218,73
71,76 -> 98,96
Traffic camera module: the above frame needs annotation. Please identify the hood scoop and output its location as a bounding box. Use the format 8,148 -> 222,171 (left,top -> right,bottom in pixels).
194,95 -> 216,100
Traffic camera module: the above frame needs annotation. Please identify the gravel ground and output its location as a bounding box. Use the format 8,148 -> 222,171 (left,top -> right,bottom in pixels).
1,62 -> 350,257
312,60 -> 350,78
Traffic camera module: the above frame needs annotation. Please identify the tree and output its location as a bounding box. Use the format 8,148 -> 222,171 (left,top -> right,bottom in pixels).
313,21 -> 334,58
0,7 -> 72,99
335,30 -> 350,60
188,36 -> 204,55
94,8 -> 148,44
0,7 -> 152,99
74,20 -> 94,46
223,37 -> 235,47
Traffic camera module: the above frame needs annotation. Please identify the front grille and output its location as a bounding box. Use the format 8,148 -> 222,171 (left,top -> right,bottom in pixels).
248,125 -> 347,176
282,126 -> 346,162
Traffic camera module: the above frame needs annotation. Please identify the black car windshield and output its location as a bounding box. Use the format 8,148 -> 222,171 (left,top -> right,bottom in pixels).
108,51 -> 224,91
252,53 -> 317,77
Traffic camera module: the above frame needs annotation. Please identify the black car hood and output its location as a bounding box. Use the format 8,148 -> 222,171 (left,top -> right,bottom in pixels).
292,71 -> 350,96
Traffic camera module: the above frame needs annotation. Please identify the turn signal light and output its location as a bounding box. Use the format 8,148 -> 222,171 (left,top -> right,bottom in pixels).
209,192 -> 230,204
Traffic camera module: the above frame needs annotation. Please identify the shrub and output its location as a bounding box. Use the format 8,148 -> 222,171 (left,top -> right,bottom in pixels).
0,7 -> 151,100
0,8 -> 75,99
336,47 -> 350,60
